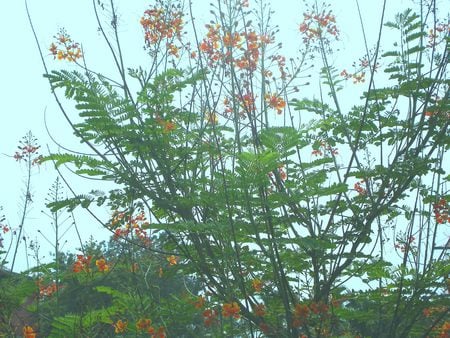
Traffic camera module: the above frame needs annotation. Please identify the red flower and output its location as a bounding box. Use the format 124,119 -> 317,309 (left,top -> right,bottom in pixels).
222,302 -> 241,319
203,308 -> 218,327
73,254 -> 92,273
23,326 -> 36,338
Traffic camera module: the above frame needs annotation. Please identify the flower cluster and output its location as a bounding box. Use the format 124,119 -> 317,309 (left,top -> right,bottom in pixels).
354,180 -> 367,195
340,69 -> 366,84
114,319 -> 128,334
394,235 -> 415,254
110,210 -> 151,246
13,144 -> 42,165
199,23 -> 273,72
439,321 -> 450,338
95,257 -> 109,272
251,278 -> 263,292
49,29 -> 82,62
311,141 -> 338,157
433,198 -> 449,224
203,308 -> 218,327
0,223 -> 8,248
166,255 -> 178,266
222,92 -> 258,118
73,254 -> 92,273
299,5 -> 339,44
156,118 -> 176,133
292,302 -> 329,328
0,224 -> 9,234
140,3 -> 183,58
272,54 -> 288,79
292,303 -> 310,327
265,93 -> 286,114
427,22 -> 449,48
22,325 -> 36,338
222,301 -> 241,319
141,7 -> 183,43
37,278 -> 58,298
136,318 -> 165,337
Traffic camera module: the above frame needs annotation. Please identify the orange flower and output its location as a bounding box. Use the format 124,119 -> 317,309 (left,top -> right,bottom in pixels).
95,258 -> 109,272
136,318 -> 152,331
294,303 -> 310,319
114,319 -> 128,334
241,93 -> 256,113
222,302 -> 240,319
167,43 -> 179,58
23,325 -> 36,338
50,30 -> 83,62
167,255 -> 178,266
163,120 -> 176,133
73,254 -> 92,273
265,94 -> 286,114
203,308 -> 218,327
154,326 -> 166,338
223,32 -> 241,47
440,321 -> 450,338
251,278 -> 263,292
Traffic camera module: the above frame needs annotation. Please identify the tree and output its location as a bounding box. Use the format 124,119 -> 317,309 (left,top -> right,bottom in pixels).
29,0 -> 450,336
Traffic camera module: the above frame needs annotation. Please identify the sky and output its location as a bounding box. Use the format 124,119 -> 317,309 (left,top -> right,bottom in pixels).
0,0 -> 429,272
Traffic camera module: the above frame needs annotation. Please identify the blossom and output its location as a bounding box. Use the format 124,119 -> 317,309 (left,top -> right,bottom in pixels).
310,302 -> 329,314
433,198 -> 449,224
37,279 -> 58,298
292,303 -> 310,327
96,258 -> 109,272
23,325 -> 36,338
251,278 -> 263,292
49,29 -> 82,62
439,321 -> 450,338
73,254 -> 92,273
265,94 -> 286,114
159,119 -> 176,133
114,319 -> 128,334
203,308 -> 218,327
167,255 -> 178,266
136,318 -> 152,331
1,224 -> 9,234
294,303 -> 310,318
167,43 -> 179,57
141,6 -> 184,46
299,7 -> 339,44
240,92 -> 256,113
354,180 -> 366,195
222,302 -> 240,319
154,326 -> 166,338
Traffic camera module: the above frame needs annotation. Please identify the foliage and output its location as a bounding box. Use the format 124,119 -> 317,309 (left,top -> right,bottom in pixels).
2,0 -> 449,337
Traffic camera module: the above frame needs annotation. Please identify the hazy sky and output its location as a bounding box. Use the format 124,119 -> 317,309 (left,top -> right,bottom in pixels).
0,0 -> 419,272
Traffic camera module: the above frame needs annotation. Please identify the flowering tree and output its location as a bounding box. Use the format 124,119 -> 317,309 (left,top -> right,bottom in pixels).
23,0 -> 450,336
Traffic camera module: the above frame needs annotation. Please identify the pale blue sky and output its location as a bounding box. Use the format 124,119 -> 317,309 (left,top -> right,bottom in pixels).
0,0 -> 423,272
